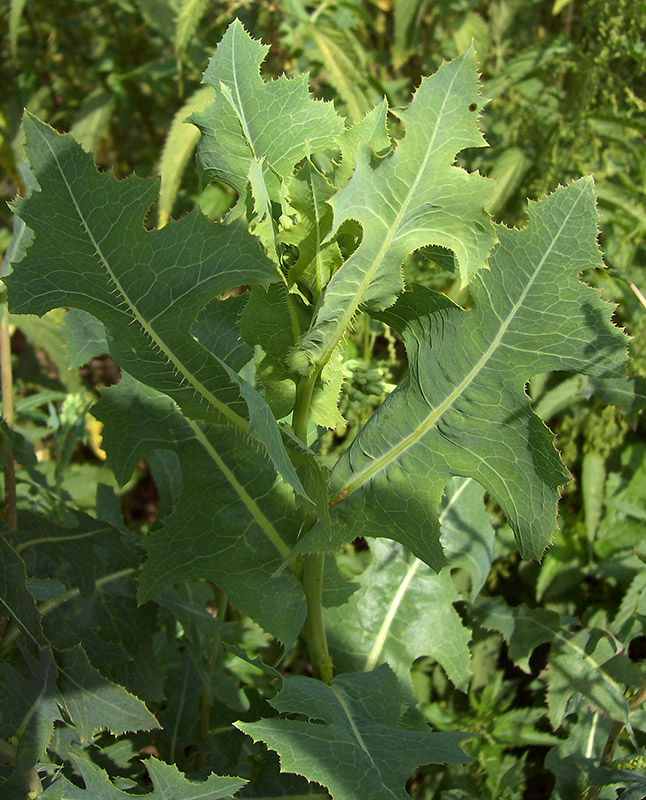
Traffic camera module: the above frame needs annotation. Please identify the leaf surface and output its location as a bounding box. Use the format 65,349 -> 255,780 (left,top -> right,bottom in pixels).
298,180 -> 627,568
292,49 -> 495,375
191,20 -> 343,217
56,645 -> 159,742
8,115 -> 311,501
324,537 -> 471,691
94,376 -> 307,644
44,755 -> 245,799
237,665 -> 469,800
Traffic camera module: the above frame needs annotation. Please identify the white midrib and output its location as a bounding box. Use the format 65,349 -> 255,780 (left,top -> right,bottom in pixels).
338,189 -> 584,501
187,419 -> 291,558
36,125 -> 248,432
331,686 -> 400,800
306,62 -> 464,373
364,478 -> 471,671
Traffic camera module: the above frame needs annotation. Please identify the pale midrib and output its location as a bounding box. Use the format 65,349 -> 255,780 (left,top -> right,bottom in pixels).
187,419 -> 290,559
37,126 -> 248,432
537,618 -> 625,697
309,63 -> 463,373
339,190 -> 583,500
364,478 -> 471,671
15,526 -> 113,554
331,686 -> 398,799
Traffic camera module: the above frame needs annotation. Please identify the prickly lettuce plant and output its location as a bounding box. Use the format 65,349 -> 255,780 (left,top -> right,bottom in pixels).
2,20 -> 643,800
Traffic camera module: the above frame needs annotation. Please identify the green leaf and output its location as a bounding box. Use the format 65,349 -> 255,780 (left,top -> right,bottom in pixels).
14,509 -> 135,598
70,89 -> 115,154
306,24 -> 373,122
332,98 -> 391,188
144,757 -> 246,799
1,161 -> 38,278
44,755 -> 245,798
476,600 -> 641,729
174,0 -> 210,61
0,649 -> 59,771
237,665 -> 470,800
55,644 -> 159,742
291,49 -> 495,376
62,309 -> 109,369
157,84 -> 215,228
191,20 -> 343,217
440,477 -> 495,600
278,160 -> 340,301
325,538 -> 471,691
298,180 -> 628,569
94,376 -> 307,644
8,116 -> 272,427
546,629 -> 641,729
9,0 -> 28,59
8,115 -> 312,502
0,538 -> 47,649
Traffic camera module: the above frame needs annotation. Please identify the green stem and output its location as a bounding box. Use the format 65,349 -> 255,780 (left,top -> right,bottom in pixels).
302,552 -> 332,683
292,375 -> 332,684
585,677 -> 646,800
1,298 -> 17,533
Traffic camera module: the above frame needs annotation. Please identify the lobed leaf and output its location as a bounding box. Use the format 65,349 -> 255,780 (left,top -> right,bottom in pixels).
296,180 -> 628,569
292,49 -> 496,377
237,664 -> 470,800
94,376 -> 307,644
7,114 -> 312,502
191,20 -> 344,219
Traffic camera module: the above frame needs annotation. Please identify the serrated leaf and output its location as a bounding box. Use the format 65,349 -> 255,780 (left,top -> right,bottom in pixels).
144,757 -> 246,799
332,98 -> 391,188
278,159 -> 340,300
157,84 -> 215,227
44,754 -> 245,798
191,20 -> 343,218
325,538 -> 471,691
55,644 -> 159,742
8,115 -> 312,502
237,665 -> 470,800
292,50 -> 496,376
297,180 -> 628,569
1,161 -> 37,277
93,376 -> 307,644
0,538 -> 47,649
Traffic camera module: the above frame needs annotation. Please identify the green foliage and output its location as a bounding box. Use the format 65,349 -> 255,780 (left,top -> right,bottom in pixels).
1,7 -> 645,800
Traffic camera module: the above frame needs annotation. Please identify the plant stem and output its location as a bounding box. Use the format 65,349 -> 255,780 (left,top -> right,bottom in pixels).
0,297 -> 17,532
585,676 -> 646,800
293,374 -> 332,684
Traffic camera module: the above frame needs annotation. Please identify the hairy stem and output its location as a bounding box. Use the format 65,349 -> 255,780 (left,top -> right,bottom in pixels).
293,375 -> 332,684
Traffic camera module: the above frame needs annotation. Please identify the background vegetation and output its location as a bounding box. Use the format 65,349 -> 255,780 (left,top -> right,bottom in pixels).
1,1 -> 645,798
